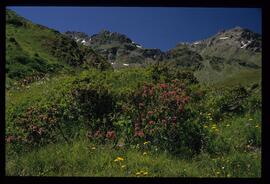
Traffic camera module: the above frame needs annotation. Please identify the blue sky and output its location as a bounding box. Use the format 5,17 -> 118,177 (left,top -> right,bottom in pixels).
8,7 -> 261,51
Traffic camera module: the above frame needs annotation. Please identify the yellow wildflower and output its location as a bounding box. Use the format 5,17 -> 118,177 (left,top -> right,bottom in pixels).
203,125 -> 208,128
121,165 -> 126,168
118,157 -> 124,161
226,124 -> 230,127
216,171 -> 220,175
136,170 -> 148,175
143,171 -> 148,175
114,156 -> 124,162
143,152 -> 147,156
143,141 -> 150,145
91,147 -> 96,150
255,124 -> 260,128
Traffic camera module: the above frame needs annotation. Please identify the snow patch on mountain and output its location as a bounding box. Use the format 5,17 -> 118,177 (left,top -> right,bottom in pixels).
240,40 -> 252,49
219,37 -> 229,40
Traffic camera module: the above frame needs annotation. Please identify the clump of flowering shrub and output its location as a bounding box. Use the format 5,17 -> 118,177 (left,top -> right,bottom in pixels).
6,104 -> 65,150
125,80 -> 206,154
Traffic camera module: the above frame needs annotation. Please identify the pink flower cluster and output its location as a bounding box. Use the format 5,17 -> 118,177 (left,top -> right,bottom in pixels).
106,130 -> 116,140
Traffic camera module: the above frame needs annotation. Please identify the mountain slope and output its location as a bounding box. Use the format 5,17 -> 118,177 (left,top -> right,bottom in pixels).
6,9 -> 111,86
163,43 -> 204,70
189,27 -> 261,67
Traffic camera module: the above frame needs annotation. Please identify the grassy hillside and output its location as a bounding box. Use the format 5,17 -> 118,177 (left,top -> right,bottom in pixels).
6,9 -> 111,88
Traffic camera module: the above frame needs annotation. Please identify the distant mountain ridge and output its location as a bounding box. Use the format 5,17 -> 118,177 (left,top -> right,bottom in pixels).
65,26 -> 261,70
65,30 -> 165,68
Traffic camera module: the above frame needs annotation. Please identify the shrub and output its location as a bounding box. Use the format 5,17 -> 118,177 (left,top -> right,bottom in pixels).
6,90 -> 90,152
15,55 -> 32,65
124,80 -> 207,155
6,104 -> 66,150
150,63 -> 199,85
9,37 -> 17,43
71,83 -> 115,120
7,64 -> 31,80
246,83 -> 261,112
7,18 -> 24,27
219,86 -> 249,114
70,82 -> 118,143
204,134 -> 231,155
196,85 -> 258,124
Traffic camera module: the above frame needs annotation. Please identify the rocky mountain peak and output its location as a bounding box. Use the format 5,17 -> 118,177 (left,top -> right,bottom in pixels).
64,31 -> 91,46
191,26 -> 261,52
65,31 -> 88,39
98,29 -> 111,34
90,29 -> 133,45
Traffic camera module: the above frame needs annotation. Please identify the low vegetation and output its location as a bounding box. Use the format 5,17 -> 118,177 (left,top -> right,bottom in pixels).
6,65 -> 261,177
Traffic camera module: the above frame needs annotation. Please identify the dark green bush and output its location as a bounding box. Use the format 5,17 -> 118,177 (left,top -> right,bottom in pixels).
246,84 -> 261,112
195,85 -> 258,124
70,82 -> 118,142
9,37 -> 18,43
7,18 -> 24,27
150,63 -> 199,85
7,64 -> 31,80
204,134 -> 231,155
209,56 -> 225,71
15,55 -> 32,65
219,86 -> 250,115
